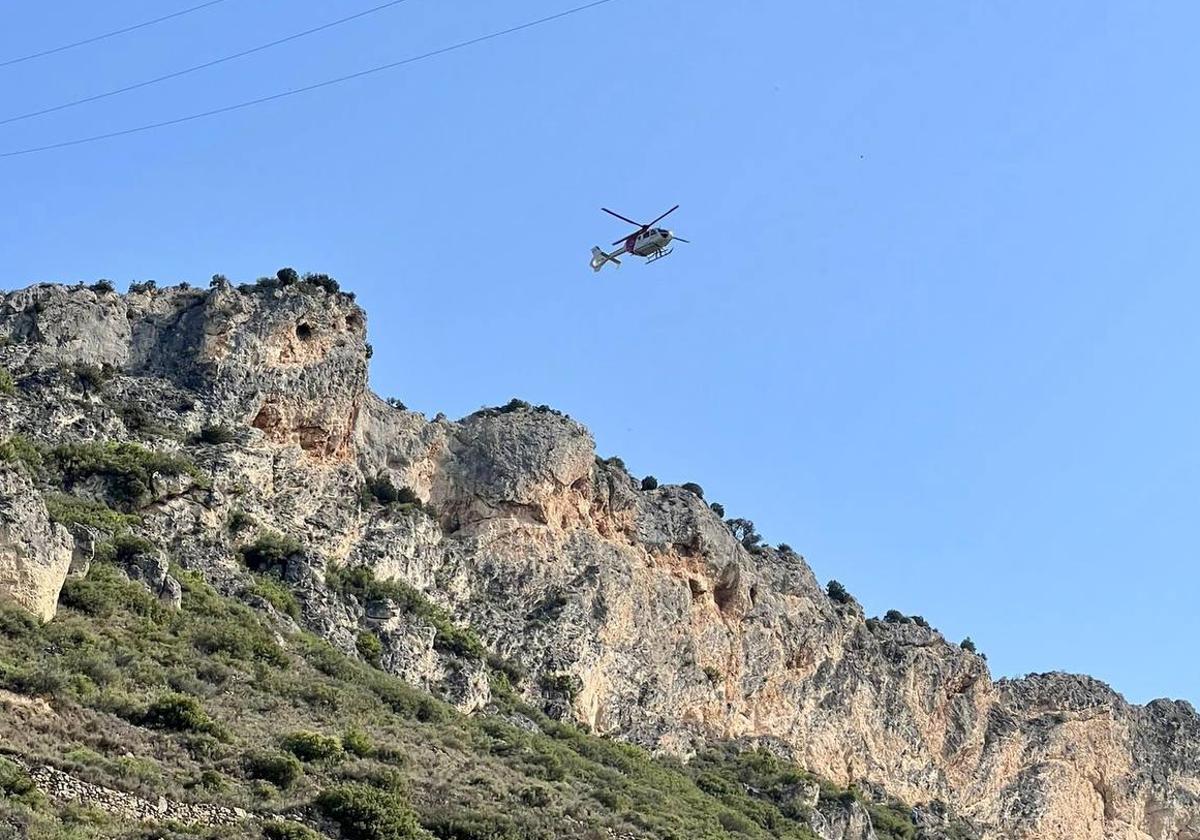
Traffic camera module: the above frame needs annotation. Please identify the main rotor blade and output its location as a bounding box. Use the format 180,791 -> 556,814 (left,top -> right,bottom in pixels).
672,237 -> 690,243
646,204 -> 680,228
601,207 -> 644,227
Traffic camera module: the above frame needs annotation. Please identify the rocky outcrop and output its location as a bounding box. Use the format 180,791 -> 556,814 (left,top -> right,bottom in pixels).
0,279 -> 1196,839
0,465 -> 73,621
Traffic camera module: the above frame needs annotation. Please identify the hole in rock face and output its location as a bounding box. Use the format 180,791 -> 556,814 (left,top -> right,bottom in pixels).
296,322 -> 314,341
346,314 -> 363,331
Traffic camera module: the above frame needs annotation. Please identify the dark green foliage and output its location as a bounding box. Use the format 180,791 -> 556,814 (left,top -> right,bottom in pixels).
727,518 -> 762,549
138,694 -> 219,735
385,397 -> 407,410
0,366 -> 14,396
118,403 -> 171,438
960,637 -> 977,654
196,425 -> 235,445
238,531 -> 302,575
357,631 -> 383,667
281,730 -> 343,763
128,280 -> 157,294
302,272 -> 340,294
317,783 -> 423,840
90,279 -> 116,293
44,493 -> 140,535
343,727 -> 375,758
227,509 -> 256,533
47,440 -> 206,510
326,566 -> 486,661
539,672 -> 583,702
0,435 -> 42,473
245,751 -> 303,789
777,543 -> 794,554
600,455 -> 627,472
276,267 -> 300,286
640,475 -> 659,490
826,580 -> 852,605
884,610 -> 906,623
249,575 -> 300,620
681,482 -> 705,499
70,362 -> 111,393
105,534 -> 157,566
365,343 -> 374,360
211,274 -> 229,287
263,820 -> 322,840
911,615 -> 931,629
363,474 -> 421,508
709,502 -> 725,518
58,563 -> 167,620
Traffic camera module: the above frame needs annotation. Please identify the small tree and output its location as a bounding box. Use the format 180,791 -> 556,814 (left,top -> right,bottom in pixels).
276,267 -> 300,286
681,482 -> 705,499
709,502 -> 725,518
210,274 -> 229,288
912,615 -> 930,629
727,518 -> 762,549
884,609 -> 905,623
827,580 -> 852,604
640,475 -> 659,491
385,397 -> 407,410
960,637 -> 978,654
90,279 -> 115,294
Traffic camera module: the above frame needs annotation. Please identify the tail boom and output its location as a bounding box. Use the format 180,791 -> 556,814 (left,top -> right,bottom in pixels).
590,246 -> 622,272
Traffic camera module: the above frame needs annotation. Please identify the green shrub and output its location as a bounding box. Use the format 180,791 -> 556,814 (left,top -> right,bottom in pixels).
90,279 -> 116,293
44,494 -> 140,536
138,693 -> 218,735
385,398 -> 406,410
827,580 -> 852,605
302,272 -> 341,294
341,727 -> 374,758
276,267 -> 300,286
71,362 -> 110,392
960,637 -> 977,654
245,751 -> 303,789
0,367 -> 14,396
227,509 -> 256,533
250,575 -> 300,620
640,475 -> 659,490
47,441 -> 206,509
264,820 -> 323,840
0,757 -> 43,808
316,783 -> 422,840
709,502 -> 725,517
128,280 -> 157,294
912,615 -> 931,629
326,566 -> 486,661
884,610 -> 905,624
196,425 -> 235,445
282,730 -> 343,763
363,474 -> 420,507
104,534 -> 157,566
239,532 -> 302,575
356,631 -> 383,667
539,672 -> 582,702
681,482 -> 705,499
0,435 -> 43,473
59,563 -> 166,619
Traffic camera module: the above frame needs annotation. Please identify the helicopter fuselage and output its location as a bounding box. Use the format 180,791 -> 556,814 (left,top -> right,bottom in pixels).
623,227 -> 673,257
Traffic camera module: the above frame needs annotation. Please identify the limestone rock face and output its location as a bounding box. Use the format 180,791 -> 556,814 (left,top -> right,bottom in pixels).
0,280 -> 1196,839
0,465 -> 74,621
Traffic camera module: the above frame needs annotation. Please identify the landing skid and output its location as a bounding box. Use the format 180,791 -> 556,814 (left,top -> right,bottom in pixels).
645,247 -> 673,264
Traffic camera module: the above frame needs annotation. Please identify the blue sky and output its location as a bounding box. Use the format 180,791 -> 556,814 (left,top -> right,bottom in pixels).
2,1 -> 1198,705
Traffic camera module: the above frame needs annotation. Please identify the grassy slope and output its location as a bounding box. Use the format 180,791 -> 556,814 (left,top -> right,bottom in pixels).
0,563 -> 941,840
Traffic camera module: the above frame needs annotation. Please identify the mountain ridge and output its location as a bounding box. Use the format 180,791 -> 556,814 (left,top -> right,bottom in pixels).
0,275 -> 1196,840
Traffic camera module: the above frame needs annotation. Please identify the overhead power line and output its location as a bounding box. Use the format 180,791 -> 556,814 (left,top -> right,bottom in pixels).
1,0 -> 417,127
0,0 -> 232,69
0,0 -> 618,160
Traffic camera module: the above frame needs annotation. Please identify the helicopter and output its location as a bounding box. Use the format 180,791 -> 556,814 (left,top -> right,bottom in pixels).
590,205 -> 689,272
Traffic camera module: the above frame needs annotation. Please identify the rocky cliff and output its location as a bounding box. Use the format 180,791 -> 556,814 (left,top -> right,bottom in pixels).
0,277 -> 1196,840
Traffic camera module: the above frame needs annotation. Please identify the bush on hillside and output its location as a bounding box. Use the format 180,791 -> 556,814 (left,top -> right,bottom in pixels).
316,783 -> 423,840
239,532 -> 302,576
827,580 -> 852,605
640,475 -> 659,491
